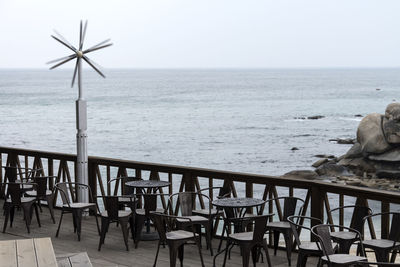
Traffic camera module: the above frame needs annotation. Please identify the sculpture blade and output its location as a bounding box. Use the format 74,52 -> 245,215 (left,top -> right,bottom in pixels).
46,54 -> 76,65
79,21 -> 83,50
71,59 -> 79,88
51,35 -> 77,53
84,39 -> 111,53
53,30 -> 77,51
81,20 -> 88,50
84,43 -> 113,54
49,56 -> 76,69
82,55 -> 105,78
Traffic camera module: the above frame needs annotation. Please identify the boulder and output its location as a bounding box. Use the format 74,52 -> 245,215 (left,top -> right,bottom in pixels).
356,113 -> 391,154
382,117 -> 400,144
282,170 -> 319,180
312,158 -> 329,168
338,157 -> 375,176
385,102 -> 400,120
344,143 -> 363,159
316,163 -> 351,177
376,170 -> 400,179
368,148 -> 400,162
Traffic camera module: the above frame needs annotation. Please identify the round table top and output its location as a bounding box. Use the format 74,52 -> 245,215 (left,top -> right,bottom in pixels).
125,180 -> 170,189
212,197 -> 266,208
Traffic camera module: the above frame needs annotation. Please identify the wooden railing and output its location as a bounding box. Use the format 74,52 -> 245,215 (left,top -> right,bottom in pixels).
1,146 -> 400,241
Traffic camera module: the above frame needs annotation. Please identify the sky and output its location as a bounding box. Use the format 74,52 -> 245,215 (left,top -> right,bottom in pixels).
0,0 -> 400,69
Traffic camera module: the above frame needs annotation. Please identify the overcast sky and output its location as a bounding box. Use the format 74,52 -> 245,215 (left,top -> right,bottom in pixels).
0,0 -> 399,69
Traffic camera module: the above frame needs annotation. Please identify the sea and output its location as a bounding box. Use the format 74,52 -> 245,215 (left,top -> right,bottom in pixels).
1,68 -> 399,235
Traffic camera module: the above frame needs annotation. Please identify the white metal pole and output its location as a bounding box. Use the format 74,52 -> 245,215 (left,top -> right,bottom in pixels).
76,56 -> 89,203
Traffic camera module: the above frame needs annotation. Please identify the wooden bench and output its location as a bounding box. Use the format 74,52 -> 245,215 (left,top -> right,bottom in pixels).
57,252 -> 93,267
0,237 -> 57,267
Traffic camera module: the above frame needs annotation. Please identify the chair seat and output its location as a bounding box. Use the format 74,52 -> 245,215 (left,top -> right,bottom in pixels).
166,230 -> 198,240
229,231 -> 268,242
25,190 -> 52,197
177,215 -> 208,223
6,197 -> 36,203
267,221 -> 291,229
363,239 -> 400,249
192,208 -> 222,216
330,231 -> 357,240
299,241 -> 338,252
136,208 -> 164,216
63,203 -> 96,209
321,254 -> 366,264
100,210 -> 132,218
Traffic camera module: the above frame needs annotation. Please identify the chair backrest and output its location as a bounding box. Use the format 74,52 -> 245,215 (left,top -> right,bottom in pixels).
5,183 -> 22,205
266,197 -> 305,222
252,214 -> 273,243
199,186 -> 231,200
108,176 -> 142,196
151,212 -> 176,243
31,176 -> 54,198
350,206 -> 372,233
178,192 -> 193,216
56,182 -> 71,205
312,224 -> 337,257
55,182 -> 93,205
288,215 -> 322,246
103,196 -> 119,220
389,213 -> 400,242
5,166 -> 18,183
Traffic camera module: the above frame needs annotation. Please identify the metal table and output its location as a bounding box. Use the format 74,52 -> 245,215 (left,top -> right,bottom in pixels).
125,180 -> 170,241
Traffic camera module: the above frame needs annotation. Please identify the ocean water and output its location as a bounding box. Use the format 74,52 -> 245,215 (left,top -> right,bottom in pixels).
1,68 -> 399,177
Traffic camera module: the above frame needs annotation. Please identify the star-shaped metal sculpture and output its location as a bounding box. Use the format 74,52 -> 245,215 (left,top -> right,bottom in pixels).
47,20 -> 112,88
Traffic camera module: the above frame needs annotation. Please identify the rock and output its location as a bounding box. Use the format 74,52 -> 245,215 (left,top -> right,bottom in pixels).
316,163 -> 352,177
376,170 -> 400,179
338,157 -> 375,175
329,138 -> 355,144
356,113 -> 391,154
344,143 -> 363,159
294,117 -> 306,120
355,114 -> 363,117
385,102 -> 400,120
291,147 -> 299,151
382,117 -> 400,144
282,170 -> 319,180
314,154 -> 336,159
312,158 -> 329,168
346,178 -> 361,186
308,115 -> 325,120
368,148 -> 400,162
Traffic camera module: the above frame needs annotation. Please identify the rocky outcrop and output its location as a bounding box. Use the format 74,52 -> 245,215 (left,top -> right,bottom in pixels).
357,113 -> 390,154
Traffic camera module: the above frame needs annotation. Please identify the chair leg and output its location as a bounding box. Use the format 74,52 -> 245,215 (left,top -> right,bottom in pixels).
56,210 -> 64,237
98,217 -> 108,251
283,230 -> 292,266
74,209 -> 83,241
3,205 -> 10,233
33,204 -> 41,227
296,250 -> 307,267
178,244 -> 184,267
22,204 -> 32,234
222,240 -> 232,267
195,236 -> 205,267
218,222 -> 227,252
129,216 -> 135,241
273,230 -> 279,256
262,240 -> 272,267
46,195 -> 56,224
169,244 -> 178,267
251,245 -> 258,266
134,216 -> 146,248
390,250 -> 398,263
153,240 -> 161,267
205,223 -> 214,256
120,218 -> 130,251
241,246 -> 251,267
10,206 -> 15,227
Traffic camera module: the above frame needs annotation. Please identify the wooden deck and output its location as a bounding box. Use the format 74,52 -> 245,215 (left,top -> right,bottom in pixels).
0,202 -> 318,267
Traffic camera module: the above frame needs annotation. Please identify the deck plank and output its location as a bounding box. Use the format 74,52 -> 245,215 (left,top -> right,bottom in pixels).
34,237 -> 58,267
0,240 -> 17,267
16,239 -> 38,267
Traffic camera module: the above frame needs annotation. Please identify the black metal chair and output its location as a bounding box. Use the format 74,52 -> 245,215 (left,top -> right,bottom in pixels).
361,212 -> 400,263
107,176 -> 142,211
169,192 -> 214,255
55,182 -> 100,241
221,214 -> 274,267
98,195 -> 135,251
25,176 -> 57,223
3,182 -> 41,233
134,193 -> 168,248
151,212 -> 205,267
327,205 -> 372,253
312,224 -> 367,267
265,196 -> 305,266
288,215 -> 338,267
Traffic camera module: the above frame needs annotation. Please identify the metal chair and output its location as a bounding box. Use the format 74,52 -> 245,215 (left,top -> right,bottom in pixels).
327,205 -> 372,253
265,196 -> 305,266
55,182 -> 100,241
361,212 -> 400,263
151,212 -> 205,267
3,182 -> 41,233
107,176 -> 142,211
221,214 -> 274,267
25,176 -> 57,223
312,224 -> 367,267
134,193 -> 168,248
98,195 -> 135,251
169,192 -> 214,255
288,215 -> 338,267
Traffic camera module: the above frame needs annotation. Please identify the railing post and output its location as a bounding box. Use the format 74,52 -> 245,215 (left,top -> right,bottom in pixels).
311,184 -> 324,241
88,161 -> 97,198
183,172 -> 195,192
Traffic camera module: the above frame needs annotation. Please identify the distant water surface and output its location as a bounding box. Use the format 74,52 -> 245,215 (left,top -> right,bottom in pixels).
1,68 -> 399,177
